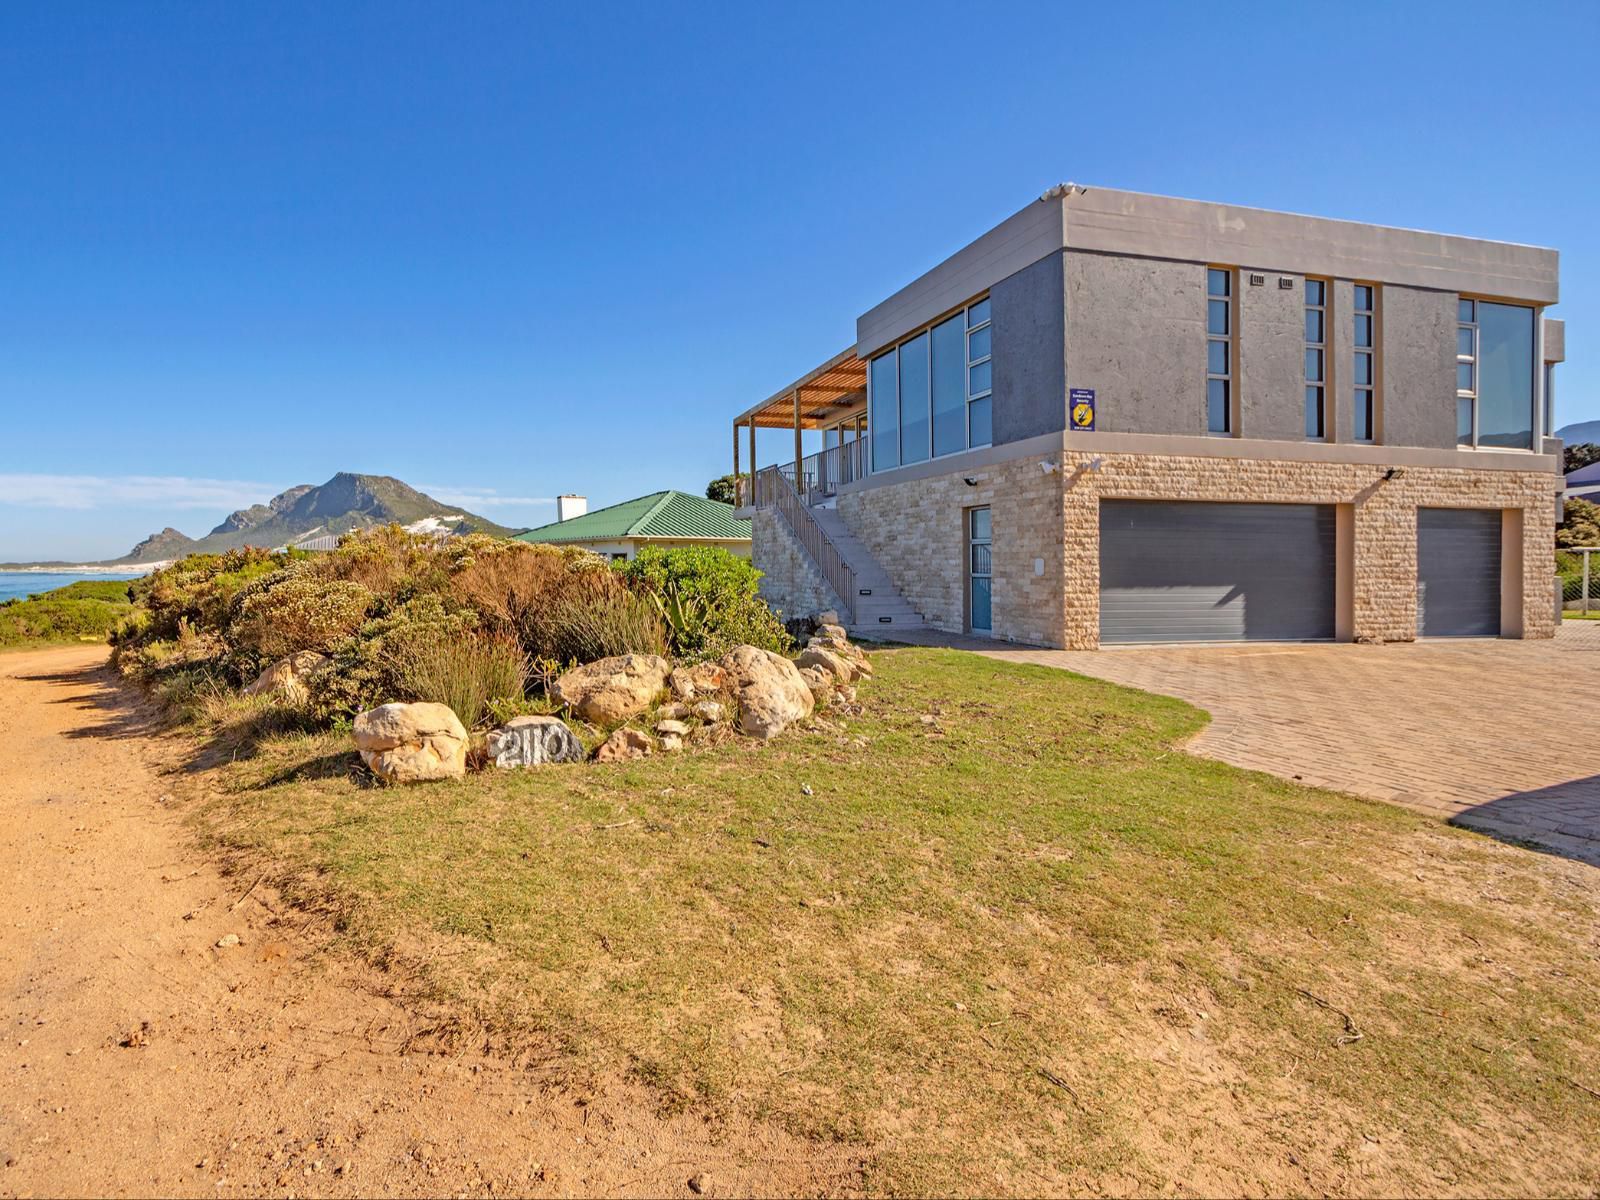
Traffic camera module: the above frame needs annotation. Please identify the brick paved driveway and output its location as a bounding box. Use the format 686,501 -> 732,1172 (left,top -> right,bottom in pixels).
981,621 -> 1600,865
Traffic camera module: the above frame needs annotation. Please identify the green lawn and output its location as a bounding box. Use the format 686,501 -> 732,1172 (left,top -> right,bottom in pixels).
194,648 -> 1600,1196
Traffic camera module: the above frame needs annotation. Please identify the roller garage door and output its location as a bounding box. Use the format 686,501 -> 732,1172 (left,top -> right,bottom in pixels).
1417,508 -> 1502,637
1099,500 -> 1337,643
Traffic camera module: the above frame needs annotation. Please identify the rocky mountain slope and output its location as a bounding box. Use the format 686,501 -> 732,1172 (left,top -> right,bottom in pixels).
114,473 -> 515,563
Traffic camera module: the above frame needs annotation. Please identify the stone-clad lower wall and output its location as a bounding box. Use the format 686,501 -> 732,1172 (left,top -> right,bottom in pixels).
750,508 -> 845,622
838,456 -> 1066,646
834,447 -> 1557,649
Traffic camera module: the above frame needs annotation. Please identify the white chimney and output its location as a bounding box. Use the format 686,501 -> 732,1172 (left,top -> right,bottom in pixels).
557,494 -> 587,522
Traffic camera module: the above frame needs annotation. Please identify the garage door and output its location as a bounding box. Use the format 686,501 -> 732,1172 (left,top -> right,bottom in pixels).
1100,500 -> 1336,643
1417,508 -> 1501,637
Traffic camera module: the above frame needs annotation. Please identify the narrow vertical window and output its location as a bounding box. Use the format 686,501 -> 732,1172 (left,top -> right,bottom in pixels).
968,506 -> 992,633
967,298 -> 993,448
1206,268 -> 1232,434
1353,284 -> 1376,442
1456,299 -> 1477,446
1304,279 -> 1326,439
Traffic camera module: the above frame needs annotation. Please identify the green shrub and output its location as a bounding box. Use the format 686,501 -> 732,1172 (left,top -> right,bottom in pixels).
387,630 -> 529,730
619,545 -> 790,660
545,585 -> 670,663
1558,497 -> 1600,550
31,579 -> 135,604
0,596 -> 128,647
229,568 -> 376,662
130,548 -> 289,644
308,594 -> 480,721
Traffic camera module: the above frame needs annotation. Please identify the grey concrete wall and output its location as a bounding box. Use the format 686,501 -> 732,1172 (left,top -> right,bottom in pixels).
1545,317 -> 1565,363
1061,186 -> 1558,305
1062,250 -> 1207,435
1329,280 -> 1355,443
857,199 -> 1064,357
1057,252 -> 1465,450
1238,272 -> 1307,442
1379,285 -> 1457,450
991,251 -> 1067,446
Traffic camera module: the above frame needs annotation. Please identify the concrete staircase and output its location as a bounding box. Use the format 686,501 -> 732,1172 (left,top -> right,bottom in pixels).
809,505 -> 927,635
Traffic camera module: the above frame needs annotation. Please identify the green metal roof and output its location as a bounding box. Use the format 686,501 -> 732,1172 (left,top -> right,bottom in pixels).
514,491 -> 751,545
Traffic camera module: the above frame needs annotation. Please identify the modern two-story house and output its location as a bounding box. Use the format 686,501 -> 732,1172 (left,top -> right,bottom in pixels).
731,185 -> 1565,648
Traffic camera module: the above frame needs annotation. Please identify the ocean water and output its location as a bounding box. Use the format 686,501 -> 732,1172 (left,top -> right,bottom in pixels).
0,571 -> 145,604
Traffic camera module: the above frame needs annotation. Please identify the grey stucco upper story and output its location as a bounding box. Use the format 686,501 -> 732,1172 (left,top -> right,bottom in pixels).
856,185 -> 1561,455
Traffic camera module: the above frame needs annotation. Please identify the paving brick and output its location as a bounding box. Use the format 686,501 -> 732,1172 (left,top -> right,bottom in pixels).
976,622 -> 1600,863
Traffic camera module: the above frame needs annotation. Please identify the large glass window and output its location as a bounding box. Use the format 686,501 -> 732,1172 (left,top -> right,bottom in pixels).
1206,268 -> 1233,434
867,297 -> 992,472
1458,299 -> 1535,450
898,330 -> 930,465
1353,284 -> 1376,442
869,349 -> 899,471
1304,278 -> 1326,439
931,314 -> 967,458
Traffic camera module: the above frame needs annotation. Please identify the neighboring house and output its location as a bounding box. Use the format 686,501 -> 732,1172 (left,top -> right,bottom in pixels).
1564,462 -> 1600,505
732,184 -> 1565,646
513,491 -> 752,561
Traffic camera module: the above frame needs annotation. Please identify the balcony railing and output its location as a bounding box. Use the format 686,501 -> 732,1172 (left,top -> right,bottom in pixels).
781,438 -> 866,506
737,438 -> 866,509
749,464 -> 855,623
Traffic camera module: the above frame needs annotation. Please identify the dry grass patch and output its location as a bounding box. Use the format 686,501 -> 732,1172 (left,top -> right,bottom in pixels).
189,649 -> 1600,1197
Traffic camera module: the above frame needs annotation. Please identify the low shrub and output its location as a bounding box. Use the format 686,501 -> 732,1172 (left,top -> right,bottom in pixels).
387,629 -> 529,730
229,569 -> 376,663
449,539 -> 615,647
545,581 -> 670,663
0,596 -> 129,647
619,545 -> 790,661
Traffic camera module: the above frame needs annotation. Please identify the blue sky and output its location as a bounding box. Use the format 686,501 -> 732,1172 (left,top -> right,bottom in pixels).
2,0 -> 1596,561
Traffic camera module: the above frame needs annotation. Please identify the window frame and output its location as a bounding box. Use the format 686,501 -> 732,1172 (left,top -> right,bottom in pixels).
1304,277 -> 1328,441
1456,298 -> 1478,447
866,296 -> 994,475
1353,282 -> 1377,444
1456,296 -> 1538,452
1206,267 -> 1235,436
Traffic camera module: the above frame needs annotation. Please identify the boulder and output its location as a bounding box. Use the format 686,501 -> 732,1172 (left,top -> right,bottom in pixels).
485,715 -> 584,768
352,702 -> 467,783
668,662 -> 728,702
657,701 -> 690,721
815,623 -> 849,643
809,635 -> 872,677
813,610 -> 841,627
655,719 -> 689,737
553,654 -> 671,725
799,665 -> 834,708
691,700 -> 724,724
796,645 -> 857,684
659,732 -> 684,753
718,645 -> 814,739
242,651 -> 329,704
595,727 -> 652,762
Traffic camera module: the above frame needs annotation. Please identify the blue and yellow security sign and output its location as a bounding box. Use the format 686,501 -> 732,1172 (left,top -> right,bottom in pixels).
1070,387 -> 1096,431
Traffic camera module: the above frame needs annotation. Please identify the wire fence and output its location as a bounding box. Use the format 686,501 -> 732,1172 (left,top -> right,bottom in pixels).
1558,547 -> 1600,611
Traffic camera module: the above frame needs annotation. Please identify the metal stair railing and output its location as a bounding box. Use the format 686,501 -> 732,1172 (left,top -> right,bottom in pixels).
752,464 -> 855,624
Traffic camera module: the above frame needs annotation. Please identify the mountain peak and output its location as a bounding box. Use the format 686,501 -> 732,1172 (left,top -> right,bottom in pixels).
121,472 -> 512,563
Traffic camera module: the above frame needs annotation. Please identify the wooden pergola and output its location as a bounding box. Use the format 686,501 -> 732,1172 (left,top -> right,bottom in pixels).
731,347 -> 867,494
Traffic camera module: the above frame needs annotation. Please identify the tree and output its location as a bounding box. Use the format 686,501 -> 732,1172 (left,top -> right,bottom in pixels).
1558,497 -> 1600,549
705,474 -> 740,505
1565,443 -> 1600,474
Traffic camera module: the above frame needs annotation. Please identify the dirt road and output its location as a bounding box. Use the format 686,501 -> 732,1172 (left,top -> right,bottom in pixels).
0,646 -> 854,1198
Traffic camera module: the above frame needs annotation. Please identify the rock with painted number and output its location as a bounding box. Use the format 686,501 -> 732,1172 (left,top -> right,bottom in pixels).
485,715 -> 584,768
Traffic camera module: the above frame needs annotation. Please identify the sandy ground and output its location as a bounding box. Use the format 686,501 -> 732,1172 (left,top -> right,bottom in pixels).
0,646 -> 859,1198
